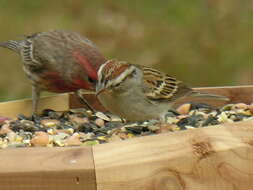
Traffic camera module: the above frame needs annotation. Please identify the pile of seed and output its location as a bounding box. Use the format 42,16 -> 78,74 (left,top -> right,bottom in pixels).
0,102 -> 252,148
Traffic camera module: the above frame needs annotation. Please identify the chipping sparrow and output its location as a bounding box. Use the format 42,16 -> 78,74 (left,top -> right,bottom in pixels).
96,59 -> 229,121
0,30 -> 107,113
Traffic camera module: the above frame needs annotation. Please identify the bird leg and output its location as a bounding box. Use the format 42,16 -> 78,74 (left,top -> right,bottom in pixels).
75,90 -> 95,112
32,85 -> 41,114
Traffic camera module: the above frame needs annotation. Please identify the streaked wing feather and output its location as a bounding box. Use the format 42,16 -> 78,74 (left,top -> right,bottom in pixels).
138,65 -> 192,101
21,37 -> 41,67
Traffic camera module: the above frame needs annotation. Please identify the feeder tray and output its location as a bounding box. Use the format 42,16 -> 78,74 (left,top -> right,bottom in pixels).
0,85 -> 253,190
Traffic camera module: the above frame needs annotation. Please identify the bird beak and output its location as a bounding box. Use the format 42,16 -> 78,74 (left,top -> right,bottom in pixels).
96,88 -> 106,97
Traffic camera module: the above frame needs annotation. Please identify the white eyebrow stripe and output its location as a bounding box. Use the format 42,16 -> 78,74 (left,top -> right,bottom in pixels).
110,65 -> 135,86
97,62 -> 107,83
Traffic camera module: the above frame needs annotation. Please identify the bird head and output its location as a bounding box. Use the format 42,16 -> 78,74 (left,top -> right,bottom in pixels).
96,59 -> 137,97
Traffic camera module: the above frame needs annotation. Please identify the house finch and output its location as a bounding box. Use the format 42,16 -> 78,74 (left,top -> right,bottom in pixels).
0,30 -> 107,113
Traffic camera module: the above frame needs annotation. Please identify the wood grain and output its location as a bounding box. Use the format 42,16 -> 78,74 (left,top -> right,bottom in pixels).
93,120 -> 253,190
0,85 -> 252,190
0,147 -> 96,190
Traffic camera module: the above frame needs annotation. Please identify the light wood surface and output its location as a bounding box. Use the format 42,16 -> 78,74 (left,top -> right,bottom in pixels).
195,85 -> 253,105
0,146 -> 96,190
94,120 -> 253,190
0,93 -> 105,118
0,94 -> 70,118
175,85 -> 253,107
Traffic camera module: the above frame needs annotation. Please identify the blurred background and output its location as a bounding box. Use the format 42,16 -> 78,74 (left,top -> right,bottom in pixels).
0,0 -> 253,101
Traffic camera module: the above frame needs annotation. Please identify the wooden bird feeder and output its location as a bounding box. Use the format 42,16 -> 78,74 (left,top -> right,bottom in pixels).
1,85 -> 253,190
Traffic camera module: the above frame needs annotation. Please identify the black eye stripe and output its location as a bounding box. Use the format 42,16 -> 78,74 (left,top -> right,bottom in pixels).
100,74 -> 105,83
88,77 -> 96,83
113,82 -> 121,87
126,69 -> 136,78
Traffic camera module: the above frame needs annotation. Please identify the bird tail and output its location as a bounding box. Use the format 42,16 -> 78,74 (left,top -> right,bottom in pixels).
188,91 -> 230,101
0,40 -> 21,53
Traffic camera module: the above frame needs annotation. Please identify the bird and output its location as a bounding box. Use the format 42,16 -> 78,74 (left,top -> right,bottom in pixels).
96,59 -> 229,122
0,30 -> 107,114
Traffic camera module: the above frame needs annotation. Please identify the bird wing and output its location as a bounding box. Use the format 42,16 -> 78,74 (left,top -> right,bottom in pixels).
0,33 -> 42,68
21,35 -> 42,67
137,65 -> 192,101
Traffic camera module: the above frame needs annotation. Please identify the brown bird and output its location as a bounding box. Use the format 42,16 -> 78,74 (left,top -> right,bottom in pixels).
96,60 -> 229,121
0,30 -> 107,113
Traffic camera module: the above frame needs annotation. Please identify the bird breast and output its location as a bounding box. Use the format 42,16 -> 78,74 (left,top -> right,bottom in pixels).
23,65 -> 91,92
97,87 -> 171,121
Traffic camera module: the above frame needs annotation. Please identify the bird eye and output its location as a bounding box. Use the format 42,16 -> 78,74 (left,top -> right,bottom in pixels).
113,82 -> 121,88
129,70 -> 137,78
88,77 -> 96,84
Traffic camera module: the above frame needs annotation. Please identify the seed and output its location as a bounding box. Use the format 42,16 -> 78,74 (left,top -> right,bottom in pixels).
31,132 -> 49,147
177,103 -> 191,115
95,112 -> 111,121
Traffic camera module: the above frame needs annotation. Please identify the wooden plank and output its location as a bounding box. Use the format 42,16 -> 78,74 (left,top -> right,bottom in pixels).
0,94 -> 70,118
93,120 -> 253,190
174,85 -> 253,108
0,85 -> 251,190
0,146 -> 96,190
195,85 -> 253,105
0,93 -> 105,118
